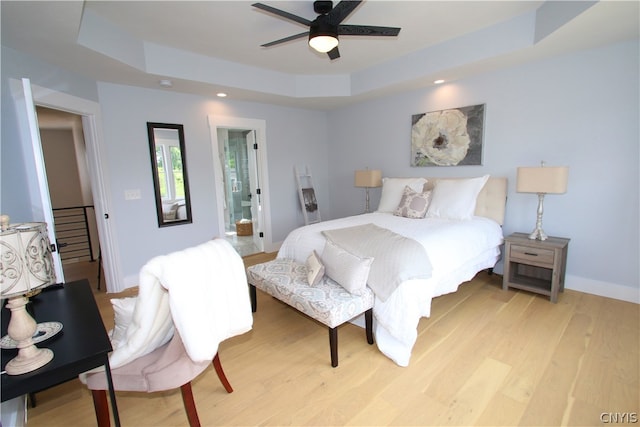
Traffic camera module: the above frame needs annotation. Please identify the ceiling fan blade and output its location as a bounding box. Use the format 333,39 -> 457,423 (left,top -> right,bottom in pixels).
338,24 -> 401,37
252,3 -> 311,27
327,1 -> 362,25
261,31 -> 309,47
327,46 -> 340,60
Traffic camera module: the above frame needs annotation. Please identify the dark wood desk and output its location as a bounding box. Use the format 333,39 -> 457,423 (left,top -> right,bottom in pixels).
1,279 -> 120,426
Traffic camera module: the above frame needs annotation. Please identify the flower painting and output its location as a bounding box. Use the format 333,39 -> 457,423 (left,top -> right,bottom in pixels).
411,104 -> 485,166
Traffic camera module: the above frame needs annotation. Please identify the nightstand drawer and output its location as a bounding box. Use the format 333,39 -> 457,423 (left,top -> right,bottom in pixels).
510,244 -> 555,265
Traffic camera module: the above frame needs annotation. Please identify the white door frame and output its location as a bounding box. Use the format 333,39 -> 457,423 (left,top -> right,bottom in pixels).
24,79 -> 122,292
208,115 -> 273,252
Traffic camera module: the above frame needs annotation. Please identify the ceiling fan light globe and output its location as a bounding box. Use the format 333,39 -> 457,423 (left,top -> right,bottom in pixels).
309,35 -> 339,53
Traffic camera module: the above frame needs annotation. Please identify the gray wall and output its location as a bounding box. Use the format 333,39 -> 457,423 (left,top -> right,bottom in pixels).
326,40 -> 639,299
96,82 -> 329,285
1,46 -> 99,222
2,40 -> 638,300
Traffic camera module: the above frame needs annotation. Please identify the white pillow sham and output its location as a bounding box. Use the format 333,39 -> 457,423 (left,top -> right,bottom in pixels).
322,240 -> 373,295
377,177 -> 428,212
110,297 -> 138,350
426,175 -> 489,220
110,296 -> 174,351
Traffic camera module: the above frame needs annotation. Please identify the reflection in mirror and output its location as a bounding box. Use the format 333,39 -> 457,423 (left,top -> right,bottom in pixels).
147,122 -> 192,227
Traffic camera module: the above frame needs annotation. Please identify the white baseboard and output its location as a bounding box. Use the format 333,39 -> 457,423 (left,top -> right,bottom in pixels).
565,274 -> 639,304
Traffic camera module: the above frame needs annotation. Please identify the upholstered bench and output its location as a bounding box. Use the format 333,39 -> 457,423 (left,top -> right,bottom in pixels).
246,258 -> 374,367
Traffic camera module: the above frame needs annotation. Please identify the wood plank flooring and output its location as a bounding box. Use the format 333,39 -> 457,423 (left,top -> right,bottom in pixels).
23,254 -> 639,426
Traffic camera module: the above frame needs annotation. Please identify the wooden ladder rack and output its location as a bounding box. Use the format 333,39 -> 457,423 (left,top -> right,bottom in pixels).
295,166 -> 321,225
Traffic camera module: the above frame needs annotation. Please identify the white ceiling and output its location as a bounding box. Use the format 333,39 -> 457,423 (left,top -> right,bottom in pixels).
2,1 -> 638,109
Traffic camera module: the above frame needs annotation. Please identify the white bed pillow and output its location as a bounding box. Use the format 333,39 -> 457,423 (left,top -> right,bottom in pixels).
110,295 -> 174,352
110,297 -> 138,350
305,250 -> 325,286
322,240 -> 373,295
377,177 -> 428,212
426,175 -> 489,220
393,186 -> 432,219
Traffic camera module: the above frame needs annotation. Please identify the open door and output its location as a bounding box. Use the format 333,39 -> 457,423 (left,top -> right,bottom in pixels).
10,78 -> 122,292
11,78 -> 64,282
246,130 -> 262,251
208,115 -> 272,255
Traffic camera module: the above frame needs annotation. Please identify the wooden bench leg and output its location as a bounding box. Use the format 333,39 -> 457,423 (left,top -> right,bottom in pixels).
212,352 -> 233,393
249,284 -> 257,312
180,382 -> 201,427
365,308 -> 374,345
329,327 -> 338,367
91,389 -> 110,427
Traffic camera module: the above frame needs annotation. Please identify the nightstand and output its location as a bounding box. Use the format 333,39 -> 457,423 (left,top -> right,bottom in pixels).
503,232 -> 570,303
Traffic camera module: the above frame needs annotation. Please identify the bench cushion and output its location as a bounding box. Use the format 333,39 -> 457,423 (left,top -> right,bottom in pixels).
247,258 -> 374,329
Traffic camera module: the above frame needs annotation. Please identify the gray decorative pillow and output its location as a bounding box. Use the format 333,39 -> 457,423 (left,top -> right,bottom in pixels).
305,250 -> 325,286
393,186 -> 432,219
322,240 -> 373,295
162,202 -> 179,220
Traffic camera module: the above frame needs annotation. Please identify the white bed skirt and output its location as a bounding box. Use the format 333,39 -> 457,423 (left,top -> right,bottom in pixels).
351,246 -> 500,367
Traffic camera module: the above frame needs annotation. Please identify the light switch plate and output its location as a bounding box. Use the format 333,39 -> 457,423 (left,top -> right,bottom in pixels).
124,189 -> 141,200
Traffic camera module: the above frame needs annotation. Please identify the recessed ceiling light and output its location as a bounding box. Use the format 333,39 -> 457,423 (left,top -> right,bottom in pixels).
159,79 -> 173,87
434,79 -> 445,84
217,92 -> 227,98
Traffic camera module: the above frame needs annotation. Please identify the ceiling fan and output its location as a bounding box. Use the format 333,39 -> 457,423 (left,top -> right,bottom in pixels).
252,0 -> 401,60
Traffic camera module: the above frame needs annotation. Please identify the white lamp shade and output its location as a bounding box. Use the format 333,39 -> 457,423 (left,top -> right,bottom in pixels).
517,166 -> 569,194
354,170 -> 383,188
1,222 -> 56,298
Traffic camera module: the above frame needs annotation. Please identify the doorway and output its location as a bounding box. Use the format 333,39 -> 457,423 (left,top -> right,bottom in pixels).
208,115 -> 271,257
18,78 -> 122,292
217,128 -> 261,256
36,106 -> 102,287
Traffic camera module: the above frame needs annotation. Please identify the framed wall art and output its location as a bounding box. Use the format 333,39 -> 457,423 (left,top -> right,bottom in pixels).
411,104 -> 485,166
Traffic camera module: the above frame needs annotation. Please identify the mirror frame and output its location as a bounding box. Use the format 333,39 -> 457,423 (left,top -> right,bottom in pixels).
147,122 -> 193,227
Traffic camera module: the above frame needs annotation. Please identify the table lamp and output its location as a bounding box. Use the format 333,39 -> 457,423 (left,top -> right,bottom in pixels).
354,169 -> 382,213
516,162 -> 569,241
0,217 -> 57,375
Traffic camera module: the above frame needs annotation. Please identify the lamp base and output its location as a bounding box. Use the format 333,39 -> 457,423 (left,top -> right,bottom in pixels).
5,347 -> 54,375
528,227 -> 548,241
364,188 -> 371,213
528,192 -> 549,240
4,296 -> 54,375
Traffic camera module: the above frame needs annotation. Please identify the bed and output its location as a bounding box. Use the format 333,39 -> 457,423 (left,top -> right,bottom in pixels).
277,175 -> 507,366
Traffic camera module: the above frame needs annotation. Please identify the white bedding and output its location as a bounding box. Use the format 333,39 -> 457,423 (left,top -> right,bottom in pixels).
277,212 -> 503,366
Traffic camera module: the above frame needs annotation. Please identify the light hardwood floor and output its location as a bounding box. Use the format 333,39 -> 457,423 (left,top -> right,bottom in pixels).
24,255 -> 639,426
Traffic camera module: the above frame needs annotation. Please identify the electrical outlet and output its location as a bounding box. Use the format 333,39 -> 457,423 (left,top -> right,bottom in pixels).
124,189 -> 141,200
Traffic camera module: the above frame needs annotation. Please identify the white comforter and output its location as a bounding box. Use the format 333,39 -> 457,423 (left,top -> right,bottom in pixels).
278,212 -> 503,366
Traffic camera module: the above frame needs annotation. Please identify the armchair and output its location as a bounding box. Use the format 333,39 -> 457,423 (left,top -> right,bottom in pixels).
85,332 -> 232,427
83,238 -> 253,426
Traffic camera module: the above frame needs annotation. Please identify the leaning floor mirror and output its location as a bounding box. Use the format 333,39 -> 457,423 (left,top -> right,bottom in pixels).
147,122 -> 193,227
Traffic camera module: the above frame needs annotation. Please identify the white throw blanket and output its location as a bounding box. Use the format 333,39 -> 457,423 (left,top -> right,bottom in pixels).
322,224 -> 432,301
108,239 -> 253,369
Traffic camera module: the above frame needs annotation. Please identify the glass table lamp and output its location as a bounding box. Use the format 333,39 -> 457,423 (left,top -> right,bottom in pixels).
354,169 -> 382,213
516,163 -> 569,241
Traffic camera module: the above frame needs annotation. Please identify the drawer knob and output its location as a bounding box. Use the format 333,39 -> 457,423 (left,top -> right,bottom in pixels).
524,252 -> 538,256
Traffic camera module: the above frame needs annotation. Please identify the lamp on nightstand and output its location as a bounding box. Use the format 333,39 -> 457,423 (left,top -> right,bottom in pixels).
516,162 -> 569,241
0,217 -> 57,375
354,169 -> 382,213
